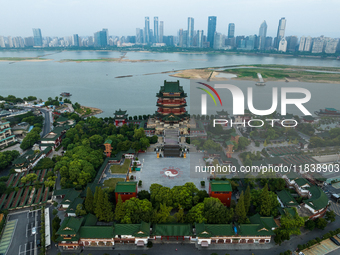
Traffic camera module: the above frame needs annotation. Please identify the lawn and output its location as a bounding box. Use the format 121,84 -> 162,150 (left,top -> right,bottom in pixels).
110,159 -> 131,174
103,178 -> 125,189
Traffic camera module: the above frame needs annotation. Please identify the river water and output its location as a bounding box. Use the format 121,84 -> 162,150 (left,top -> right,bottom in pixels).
0,50 -> 339,117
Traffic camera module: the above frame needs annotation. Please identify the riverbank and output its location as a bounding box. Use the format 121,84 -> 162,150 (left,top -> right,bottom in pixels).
59,58 -> 168,63
77,106 -> 103,118
170,64 -> 340,83
0,57 -> 52,62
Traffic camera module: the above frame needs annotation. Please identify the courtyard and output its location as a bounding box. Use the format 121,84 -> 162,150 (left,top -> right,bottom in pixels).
133,152 -> 210,192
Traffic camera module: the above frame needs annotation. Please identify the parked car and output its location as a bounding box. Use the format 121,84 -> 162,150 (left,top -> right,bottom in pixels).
330,237 -> 340,246
37,239 -> 41,247
31,227 -> 36,235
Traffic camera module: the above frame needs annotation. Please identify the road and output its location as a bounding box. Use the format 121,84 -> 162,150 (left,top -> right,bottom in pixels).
7,209 -> 41,255
21,106 -> 52,137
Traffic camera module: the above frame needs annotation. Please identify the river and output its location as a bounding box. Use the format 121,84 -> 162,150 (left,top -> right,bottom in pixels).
0,50 -> 339,117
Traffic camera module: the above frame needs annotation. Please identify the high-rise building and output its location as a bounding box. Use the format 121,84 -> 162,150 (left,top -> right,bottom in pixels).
8,36 -> 13,48
102,29 -> 109,45
276,18 -> 286,49
94,29 -> 108,47
154,17 -> 159,43
0,36 -> 5,47
144,17 -> 150,44
228,23 -> 235,38
72,34 -> 79,47
246,35 -> 255,50
312,37 -> 325,53
207,16 -> 217,48
136,28 -> 144,44
304,36 -> 312,52
258,21 -> 267,50
159,21 -> 164,43
187,17 -> 194,47
32,28 -> 43,47
286,36 -> 298,51
213,32 -> 223,49
178,29 -> 183,47
182,30 -> 188,47
278,38 -> 287,52
265,36 -> 273,50
298,36 -> 306,51
325,38 -> 339,54
197,30 -> 203,48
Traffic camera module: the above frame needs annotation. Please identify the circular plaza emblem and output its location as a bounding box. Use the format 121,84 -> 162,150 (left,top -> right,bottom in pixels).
160,166 -> 183,178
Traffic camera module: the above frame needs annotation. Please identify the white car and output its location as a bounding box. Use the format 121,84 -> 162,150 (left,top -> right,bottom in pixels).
32,227 -> 36,235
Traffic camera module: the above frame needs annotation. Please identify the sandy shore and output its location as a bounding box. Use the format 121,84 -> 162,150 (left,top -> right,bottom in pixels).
170,69 -> 226,80
59,58 -> 168,63
80,106 -> 103,118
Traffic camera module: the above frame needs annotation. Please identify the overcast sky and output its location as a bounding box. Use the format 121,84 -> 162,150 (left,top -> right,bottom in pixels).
1,0 -> 339,38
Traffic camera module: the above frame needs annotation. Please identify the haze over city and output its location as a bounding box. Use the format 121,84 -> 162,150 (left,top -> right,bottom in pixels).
1,0 -> 339,37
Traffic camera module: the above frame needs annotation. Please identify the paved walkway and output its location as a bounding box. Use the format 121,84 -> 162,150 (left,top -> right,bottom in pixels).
302,238 -> 340,255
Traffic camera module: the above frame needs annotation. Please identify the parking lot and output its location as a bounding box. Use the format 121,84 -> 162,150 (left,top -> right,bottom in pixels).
5,209 -> 42,255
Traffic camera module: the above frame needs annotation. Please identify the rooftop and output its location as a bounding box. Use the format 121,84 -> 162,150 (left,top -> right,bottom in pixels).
115,182 -> 137,193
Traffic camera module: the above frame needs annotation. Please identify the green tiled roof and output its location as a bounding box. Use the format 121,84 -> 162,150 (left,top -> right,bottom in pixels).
326,108 -> 337,111
104,139 -> 112,144
56,217 -> 85,236
238,214 -> 277,236
295,178 -> 310,187
225,140 -> 234,146
65,197 -> 84,214
195,223 -> 234,237
210,180 -> 232,192
265,156 -> 285,165
161,81 -> 183,93
41,125 -> 68,141
53,188 -> 73,197
56,234 -> 79,242
114,109 -> 127,116
79,226 -> 113,239
56,117 -> 68,122
152,224 -> 193,236
114,222 -> 150,237
286,172 -> 299,180
216,109 -> 229,116
115,182 -> 137,193
83,213 -> 97,226
123,148 -> 135,154
304,186 -> 329,211
162,114 -> 181,122
230,132 -> 238,137
277,190 -> 298,207
303,116 -> 315,121
61,189 -> 81,205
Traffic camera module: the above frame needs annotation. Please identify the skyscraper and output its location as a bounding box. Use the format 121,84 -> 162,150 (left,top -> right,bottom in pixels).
72,34 -> 79,47
207,16 -> 217,48
94,29 -> 108,47
136,28 -> 143,44
154,17 -> 159,43
0,36 -> 5,48
304,36 -> 312,52
298,36 -> 306,51
278,38 -> 287,52
228,23 -> 235,38
144,17 -> 150,44
32,28 -> 43,47
258,21 -> 267,50
178,29 -> 183,47
187,17 -> 194,47
276,17 -> 286,49
159,21 -> 164,43
197,30 -> 203,48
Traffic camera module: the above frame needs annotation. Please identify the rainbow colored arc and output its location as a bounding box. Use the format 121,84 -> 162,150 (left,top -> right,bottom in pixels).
196,82 -> 223,106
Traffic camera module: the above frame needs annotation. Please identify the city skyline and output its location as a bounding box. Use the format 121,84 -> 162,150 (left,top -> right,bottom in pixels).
0,0 -> 339,38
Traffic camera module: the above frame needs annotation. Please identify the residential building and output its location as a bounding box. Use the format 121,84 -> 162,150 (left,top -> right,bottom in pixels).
187,17 -> 194,47
325,38 -> 339,54
94,29 -> 108,47
0,36 -> 5,47
154,17 -> 159,43
304,36 -> 312,52
24,37 -> 34,47
178,29 -> 184,47
115,182 -> 137,202
312,37 -> 325,53
278,38 -> 287,52
258,21 -> 267,50
265,36 -> 272,50
32,28 -> 43,47
207,16 -> 217,48
159,21 -> 164,43
0,121 -> 15,148
213,33 -> 223,49
276,17 -> 286,49
298,36 -> 306,51
8,36 -> 13,48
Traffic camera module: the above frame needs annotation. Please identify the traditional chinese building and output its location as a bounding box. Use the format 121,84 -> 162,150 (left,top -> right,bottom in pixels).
115,182 -> 137,202
155,80 -> 189,124
113,109 -> 128,127
104,139 -> 112,157
209,180 -> 232,207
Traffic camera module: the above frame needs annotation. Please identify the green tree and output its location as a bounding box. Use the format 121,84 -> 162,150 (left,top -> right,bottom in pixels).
174,205 -> 185,223
259,184 -> 271,216
153,203 -> 173,223
325,210 -> 336,222
305,219 -> 315,231
244,185 -> 251,214
315,218 -> 328,230
235,191 -> 247,223
52,209 -> 58,216
94,187 -> 104,220
115,195 -> 125,222
101,193 -> 114,222
75,204 -> 87,216
85,187 -> 94,214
